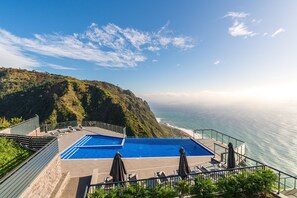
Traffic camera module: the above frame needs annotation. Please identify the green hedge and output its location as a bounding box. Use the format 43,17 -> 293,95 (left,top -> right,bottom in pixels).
89,169 -> 277,198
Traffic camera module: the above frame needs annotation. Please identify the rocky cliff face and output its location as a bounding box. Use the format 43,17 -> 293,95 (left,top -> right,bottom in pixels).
0,68 -> 164,137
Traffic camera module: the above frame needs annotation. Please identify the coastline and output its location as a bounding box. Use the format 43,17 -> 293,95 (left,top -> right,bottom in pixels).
157,117 -> 194,138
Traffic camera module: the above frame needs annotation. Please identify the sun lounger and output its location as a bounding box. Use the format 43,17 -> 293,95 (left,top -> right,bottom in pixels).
57,129 -> 70,134
104,176 -> 113,183
156,171 -> 169,184
48,131 -> 59,136
128,173 -> 138,185
68,126 -> 76,131
78,124 -> 84,130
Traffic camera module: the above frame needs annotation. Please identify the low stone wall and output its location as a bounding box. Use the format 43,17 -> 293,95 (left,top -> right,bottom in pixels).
20,155 -> 62,198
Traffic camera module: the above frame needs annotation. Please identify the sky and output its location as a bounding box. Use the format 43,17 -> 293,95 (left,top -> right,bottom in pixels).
0,0 -> 297,105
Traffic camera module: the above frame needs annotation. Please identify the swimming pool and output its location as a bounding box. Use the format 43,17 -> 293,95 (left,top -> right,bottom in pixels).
60,134 -> 213,159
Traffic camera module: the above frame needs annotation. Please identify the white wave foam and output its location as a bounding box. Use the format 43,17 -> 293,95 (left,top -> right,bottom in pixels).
156,117 -> 161,123
163,122 -> 200,138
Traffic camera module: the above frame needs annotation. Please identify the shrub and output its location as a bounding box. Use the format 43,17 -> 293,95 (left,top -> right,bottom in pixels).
9,117 -> 24,126
191,176 -> 217,198
123,184 -> 150,197
217,174 -> 242,198
217,169 -> 277,198
243,169 -> 277,197
149,184 -> 177,198
175,180 -> 191,197
0,117 -> 23,130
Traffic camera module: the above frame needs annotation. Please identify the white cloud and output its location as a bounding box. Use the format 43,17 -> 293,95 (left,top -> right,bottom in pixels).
0,42 -> 39,69
152,59 -> 158,63
225,11 -> 257,38
251,19 -> 262,24
224,12 -> 249,18
0,23 -> 194,69
144,83 -> 297,105
213,60 -> 220,65
46,63 -> 77,70
228,21 -> 255,37
263,32 -> 268,37
271,28 -> 285,38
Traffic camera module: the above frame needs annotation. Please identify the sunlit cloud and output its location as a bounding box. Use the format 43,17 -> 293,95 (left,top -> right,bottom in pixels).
228,21 -> 255,37
225,12 -> 256,38
0,42 -> 39,69
46,63 -> 77,70
271,28 -> 285,37
224,12 -> 250,18
0,23 -> 194,69
213,60 -> 220,65
144,83 -> 297,105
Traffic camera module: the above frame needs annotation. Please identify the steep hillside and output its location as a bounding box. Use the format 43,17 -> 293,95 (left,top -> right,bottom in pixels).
0,68 -> 164,137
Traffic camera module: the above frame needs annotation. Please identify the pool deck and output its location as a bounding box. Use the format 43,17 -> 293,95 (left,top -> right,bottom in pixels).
57,127 -> 226,197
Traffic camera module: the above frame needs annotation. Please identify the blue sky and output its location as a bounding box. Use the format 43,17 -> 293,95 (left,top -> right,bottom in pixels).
0,0 -> 296,104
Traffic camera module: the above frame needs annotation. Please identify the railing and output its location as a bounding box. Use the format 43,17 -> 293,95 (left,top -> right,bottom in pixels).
213,143 -> 297,194
40,121 -> 78,132
85,165 -> 264,197
0,135 -> 58,197
82,121 -> 125,135
0,115 -> 40,136
194,129 -> 244,148
194,129 -> 246,156
40,120 -> 126,137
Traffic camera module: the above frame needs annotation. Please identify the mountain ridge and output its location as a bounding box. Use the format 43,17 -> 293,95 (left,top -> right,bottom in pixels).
0,68 -> 165,137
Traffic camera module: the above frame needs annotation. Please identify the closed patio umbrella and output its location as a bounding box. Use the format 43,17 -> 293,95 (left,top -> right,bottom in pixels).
178,147 -> 191,179
227,143 -> 236,169
110,152 -> 127,182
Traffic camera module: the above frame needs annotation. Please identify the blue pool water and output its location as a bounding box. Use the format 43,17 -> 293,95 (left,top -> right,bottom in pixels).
60,135 -> 213,159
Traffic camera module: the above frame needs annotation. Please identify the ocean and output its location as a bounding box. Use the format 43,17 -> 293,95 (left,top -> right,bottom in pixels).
151,102 -> 297,176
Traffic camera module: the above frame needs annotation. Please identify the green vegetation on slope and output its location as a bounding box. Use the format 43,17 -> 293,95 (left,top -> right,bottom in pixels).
0,138 -> 32,178
0,68 -> 165,137
0,117 -> 24,130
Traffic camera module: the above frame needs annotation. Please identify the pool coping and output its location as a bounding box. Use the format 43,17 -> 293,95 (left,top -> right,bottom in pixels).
61,155 -> 214,160
60,133 -> 123,154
